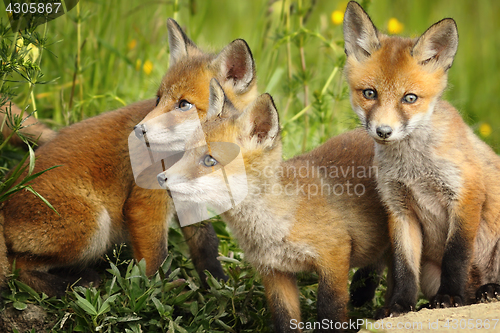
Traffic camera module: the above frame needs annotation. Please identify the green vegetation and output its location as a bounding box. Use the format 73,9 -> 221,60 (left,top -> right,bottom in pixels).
0,0 -> 499,332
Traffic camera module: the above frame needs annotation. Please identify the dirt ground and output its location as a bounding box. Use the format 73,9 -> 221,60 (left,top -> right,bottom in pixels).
0,303 -> 54,333
359,301 -> 500,333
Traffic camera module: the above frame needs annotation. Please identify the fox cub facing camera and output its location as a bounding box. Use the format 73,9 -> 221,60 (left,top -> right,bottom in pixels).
344,1 -> 500,317
0,19 -> 257,296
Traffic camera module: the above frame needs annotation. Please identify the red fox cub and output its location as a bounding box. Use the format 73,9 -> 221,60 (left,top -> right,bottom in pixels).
343,1 -> 500,316
0,19 -> 257,296
157,79 -> 389,332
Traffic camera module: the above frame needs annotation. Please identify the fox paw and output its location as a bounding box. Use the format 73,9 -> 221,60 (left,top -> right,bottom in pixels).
430,294 -> 464,308
476,283 -> 500,302
375,303 -> 413,319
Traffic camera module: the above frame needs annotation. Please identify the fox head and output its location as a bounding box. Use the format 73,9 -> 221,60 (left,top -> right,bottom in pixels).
156,79 -> 280,222
134,19 -> 257,151
343,1 -> 458,144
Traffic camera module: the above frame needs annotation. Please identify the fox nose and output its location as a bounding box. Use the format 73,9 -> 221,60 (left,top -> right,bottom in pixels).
157,172 -> 167,188
134,124 -> 147,139
376,125 -> 393,139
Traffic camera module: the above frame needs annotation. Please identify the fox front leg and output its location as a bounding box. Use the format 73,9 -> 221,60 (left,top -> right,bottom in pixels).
261,270 -> 301,333
181,222 -> 227,287
315,248 -> 351,332
377,212 -> 422,318
349,263 -> 384,307
431,193 -> 482,308
123,185 -> 172,275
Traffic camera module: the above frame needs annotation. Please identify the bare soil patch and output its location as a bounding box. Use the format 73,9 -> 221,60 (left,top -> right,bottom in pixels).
360,302 -> 500,333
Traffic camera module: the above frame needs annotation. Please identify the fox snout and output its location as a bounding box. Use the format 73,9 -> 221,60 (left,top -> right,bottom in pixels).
157,172 -> 173,197
157,172 -> 167,188
134,124 -> 147,139
376,125 -> 393,139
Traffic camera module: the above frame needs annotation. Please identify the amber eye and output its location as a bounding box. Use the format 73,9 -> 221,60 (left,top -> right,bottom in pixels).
156,96 -> 160,106
202,155 -> 218,167
362,89 -> 377,100
403,94 -> 418,104
178,99 -> 193,111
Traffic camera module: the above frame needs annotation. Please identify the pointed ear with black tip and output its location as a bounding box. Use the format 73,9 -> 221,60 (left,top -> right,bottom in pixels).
343,1 -> 381,62
211,39 -> 256,95
167,18 -> 199,66
411,18 -> 458,72
240,94 -> 280,147
207,78 -> 237,120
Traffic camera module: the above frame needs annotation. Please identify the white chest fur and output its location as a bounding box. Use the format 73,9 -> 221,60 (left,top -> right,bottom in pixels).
223,194 -> 318,273
375,133 -> 462,258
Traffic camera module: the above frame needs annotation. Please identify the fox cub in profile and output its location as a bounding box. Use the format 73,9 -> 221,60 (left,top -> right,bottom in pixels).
158,79 -> 389,332
0,19 -> 257,296
344,1 -> 500,316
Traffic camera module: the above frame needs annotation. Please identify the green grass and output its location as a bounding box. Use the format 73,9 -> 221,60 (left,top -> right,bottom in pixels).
0,0 -> 499,332
6,0 -> 500,153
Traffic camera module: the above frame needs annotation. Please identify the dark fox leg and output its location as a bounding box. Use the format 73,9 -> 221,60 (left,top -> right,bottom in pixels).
181,222 -> 227,286
476,283 -> 500,302
12,256 -> 100,297
350,263 -> 384,307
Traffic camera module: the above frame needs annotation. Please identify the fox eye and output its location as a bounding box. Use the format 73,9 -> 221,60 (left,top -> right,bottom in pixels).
155,96 -> 160,106
202,155 -> 218,167
403,94 -> 418,104
362,89 -> 377,100
178,99 -> 193,111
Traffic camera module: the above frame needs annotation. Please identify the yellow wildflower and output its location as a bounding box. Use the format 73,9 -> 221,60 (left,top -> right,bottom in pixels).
26,43 -> 40,63
127,39 -> 137,51
16,36 -> 24,50
143,60 -> 153,75
135,59 -> 142,71
479,123 -> 492,138
15,37 -> 39,63
387,18 -> 404,34
331,10 -> 344,25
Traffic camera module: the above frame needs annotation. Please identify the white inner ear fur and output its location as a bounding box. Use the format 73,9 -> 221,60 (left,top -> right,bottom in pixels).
167,20 -> 189,65
412,19 -> 458,70
343,2 -> 380,61
207,79 -> 225,120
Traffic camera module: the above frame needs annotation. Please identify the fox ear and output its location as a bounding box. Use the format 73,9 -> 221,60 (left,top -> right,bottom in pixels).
211,39 -> 256,95
207,78 -> 236,120
343,1 -> 380,62
240,94 -> 280,146
167,18 -> 199,66
412,18 -> 458,71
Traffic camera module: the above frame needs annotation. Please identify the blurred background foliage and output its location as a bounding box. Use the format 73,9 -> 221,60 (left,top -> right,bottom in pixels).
2,0 -> 499,157
0,0 -> 499,332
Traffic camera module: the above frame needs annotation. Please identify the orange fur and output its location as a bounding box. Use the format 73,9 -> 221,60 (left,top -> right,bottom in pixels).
0,20 -> 258,296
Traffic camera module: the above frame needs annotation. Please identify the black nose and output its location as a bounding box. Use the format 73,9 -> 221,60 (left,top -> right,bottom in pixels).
376,125 -> 393,139
157,172 -> 167,188
134,124 -> 147,139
